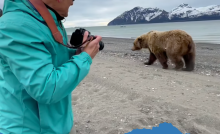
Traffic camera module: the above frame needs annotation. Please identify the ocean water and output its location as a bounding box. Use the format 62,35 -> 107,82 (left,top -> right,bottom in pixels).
65,20 -> 220,44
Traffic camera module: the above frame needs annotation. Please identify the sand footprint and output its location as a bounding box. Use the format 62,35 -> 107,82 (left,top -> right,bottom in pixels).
126,92 -> 141,101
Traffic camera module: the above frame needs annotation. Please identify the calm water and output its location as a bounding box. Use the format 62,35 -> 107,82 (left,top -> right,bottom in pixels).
65,20 -> 220,44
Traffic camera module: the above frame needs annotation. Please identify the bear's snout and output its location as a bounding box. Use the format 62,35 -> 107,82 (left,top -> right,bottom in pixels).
131,47 -> 136,51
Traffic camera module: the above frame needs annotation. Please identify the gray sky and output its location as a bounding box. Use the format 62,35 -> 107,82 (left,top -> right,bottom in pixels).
0,0 -> 220,28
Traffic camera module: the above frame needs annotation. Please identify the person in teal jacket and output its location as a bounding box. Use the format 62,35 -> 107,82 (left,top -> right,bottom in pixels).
0,0 -> 101,133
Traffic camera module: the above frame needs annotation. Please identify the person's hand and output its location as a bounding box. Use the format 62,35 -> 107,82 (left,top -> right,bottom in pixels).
83,36 -> 102,59
75,31 -> 89,55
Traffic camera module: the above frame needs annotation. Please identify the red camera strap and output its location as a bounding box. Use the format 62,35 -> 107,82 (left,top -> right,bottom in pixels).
29,0 -> 64,45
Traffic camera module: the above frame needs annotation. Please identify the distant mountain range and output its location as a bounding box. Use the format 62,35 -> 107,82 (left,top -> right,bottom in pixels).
107,3 -> 220,26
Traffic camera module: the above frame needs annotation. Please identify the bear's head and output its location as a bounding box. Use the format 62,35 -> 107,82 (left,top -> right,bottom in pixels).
132,31 -> 154,51
132,37 -> 143,51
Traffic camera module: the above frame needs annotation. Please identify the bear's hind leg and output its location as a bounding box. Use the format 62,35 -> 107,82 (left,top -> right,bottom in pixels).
183,53 -> 195,71
144,52 -> 157,65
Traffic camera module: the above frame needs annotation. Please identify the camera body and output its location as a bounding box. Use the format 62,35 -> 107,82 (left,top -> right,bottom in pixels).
70,28 -> 104,50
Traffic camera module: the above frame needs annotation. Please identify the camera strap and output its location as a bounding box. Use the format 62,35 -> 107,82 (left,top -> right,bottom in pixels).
28,0 -> 64,45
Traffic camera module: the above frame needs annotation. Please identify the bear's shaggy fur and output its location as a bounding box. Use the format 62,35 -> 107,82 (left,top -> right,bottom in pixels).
132,30 -> 196,71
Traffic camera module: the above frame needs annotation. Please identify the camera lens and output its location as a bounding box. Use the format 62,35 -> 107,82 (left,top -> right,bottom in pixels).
99,41 -> 104,50
89,35 -> 104,51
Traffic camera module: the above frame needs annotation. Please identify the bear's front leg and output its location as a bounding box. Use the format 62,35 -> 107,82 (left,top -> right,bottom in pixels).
155,52 -> 168,69
144,52 -> 157,65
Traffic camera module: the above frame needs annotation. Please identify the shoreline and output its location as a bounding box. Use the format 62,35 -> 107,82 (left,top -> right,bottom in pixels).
68,35 -> 220,45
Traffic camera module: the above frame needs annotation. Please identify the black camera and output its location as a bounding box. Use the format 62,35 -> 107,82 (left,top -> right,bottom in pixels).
70,28 -> 104,51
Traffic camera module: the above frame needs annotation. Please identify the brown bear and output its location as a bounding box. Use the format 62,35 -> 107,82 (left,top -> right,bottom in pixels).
132,30 -> 196,71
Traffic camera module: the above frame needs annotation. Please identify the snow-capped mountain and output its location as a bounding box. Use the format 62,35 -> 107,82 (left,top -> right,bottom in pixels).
169,3 -> 220,20
108,4 -> 220,26
108,6 -> 169,25
118,7 -> 168,22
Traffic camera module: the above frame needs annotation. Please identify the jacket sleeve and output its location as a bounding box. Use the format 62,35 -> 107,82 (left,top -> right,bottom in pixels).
68,48 -> 77,59
0,22 -> 92,104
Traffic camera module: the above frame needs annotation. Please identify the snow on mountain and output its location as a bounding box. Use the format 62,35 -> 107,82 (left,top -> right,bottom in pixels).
169,3 -> 220,19
143,8 -> 163,21
117,7 -> 165,22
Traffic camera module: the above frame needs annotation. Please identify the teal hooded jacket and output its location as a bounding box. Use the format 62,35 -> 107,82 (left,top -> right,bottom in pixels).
0,0 -> 92,133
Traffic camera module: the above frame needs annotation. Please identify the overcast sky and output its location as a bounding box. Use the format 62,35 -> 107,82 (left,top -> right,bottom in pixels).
0,0 -> 220,28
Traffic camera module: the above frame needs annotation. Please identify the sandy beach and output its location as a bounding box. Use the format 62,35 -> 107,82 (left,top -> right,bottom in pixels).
69,37 -> 220,134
